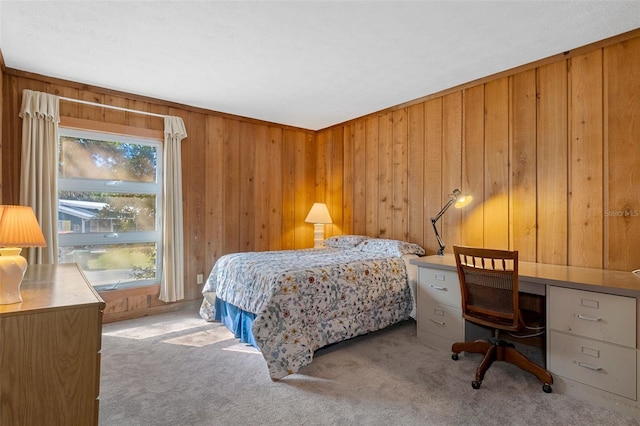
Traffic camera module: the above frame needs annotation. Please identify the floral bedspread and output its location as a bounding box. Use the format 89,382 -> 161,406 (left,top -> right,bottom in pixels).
199,247 -> 413,379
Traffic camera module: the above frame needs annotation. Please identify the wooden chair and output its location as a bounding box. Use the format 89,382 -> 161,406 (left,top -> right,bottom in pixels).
451,245 -> 553,393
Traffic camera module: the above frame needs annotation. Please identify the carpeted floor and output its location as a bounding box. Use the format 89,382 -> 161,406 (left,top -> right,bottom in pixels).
99,307 -> 639,425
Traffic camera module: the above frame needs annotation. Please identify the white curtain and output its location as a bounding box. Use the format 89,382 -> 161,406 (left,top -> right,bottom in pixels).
19,89 -> 60,264
160,116 -> 187,302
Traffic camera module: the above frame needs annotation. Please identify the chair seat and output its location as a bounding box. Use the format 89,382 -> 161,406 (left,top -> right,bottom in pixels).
464,312 -> 520,331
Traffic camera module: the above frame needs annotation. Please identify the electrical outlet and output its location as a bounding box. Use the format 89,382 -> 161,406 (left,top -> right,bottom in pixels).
196,273 -> 204,284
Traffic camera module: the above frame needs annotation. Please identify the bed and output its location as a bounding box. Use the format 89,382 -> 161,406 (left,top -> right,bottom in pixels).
199,236 -> 424,379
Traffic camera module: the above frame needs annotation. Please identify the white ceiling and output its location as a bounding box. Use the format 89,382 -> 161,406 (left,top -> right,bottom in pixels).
1,1 -> 639,130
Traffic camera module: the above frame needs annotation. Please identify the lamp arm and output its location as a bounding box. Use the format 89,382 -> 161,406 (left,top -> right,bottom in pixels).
430,196 -> 456,256
431,217 -> 445,256
431,197 -> 456,223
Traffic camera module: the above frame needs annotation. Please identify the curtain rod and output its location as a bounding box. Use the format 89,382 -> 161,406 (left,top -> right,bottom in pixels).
59,96 -> 166,119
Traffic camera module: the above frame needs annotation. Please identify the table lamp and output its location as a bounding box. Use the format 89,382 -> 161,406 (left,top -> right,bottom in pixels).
0,205 -> 47,304
431,189 -> 472,255
305,203 -> 333,248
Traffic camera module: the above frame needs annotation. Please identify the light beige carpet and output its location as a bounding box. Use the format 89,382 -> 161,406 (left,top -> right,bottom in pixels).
99,306 -> 639,425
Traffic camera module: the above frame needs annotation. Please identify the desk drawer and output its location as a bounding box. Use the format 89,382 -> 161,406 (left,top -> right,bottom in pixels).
549,331 -> 637,400
417,268 -> 460,305
417,299 -> 464,342
549,286 -> 636,347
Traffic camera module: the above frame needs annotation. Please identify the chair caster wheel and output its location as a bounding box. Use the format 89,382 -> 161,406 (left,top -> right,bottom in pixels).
471,381 -> 481,389
451,353 -> 459,361
543,383 -> 552,393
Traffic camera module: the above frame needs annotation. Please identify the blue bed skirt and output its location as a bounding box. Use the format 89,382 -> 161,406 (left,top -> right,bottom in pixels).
214,297 -> 259,349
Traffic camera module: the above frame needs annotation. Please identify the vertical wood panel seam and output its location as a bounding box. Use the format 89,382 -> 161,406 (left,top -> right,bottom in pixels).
602,47 -> 610,269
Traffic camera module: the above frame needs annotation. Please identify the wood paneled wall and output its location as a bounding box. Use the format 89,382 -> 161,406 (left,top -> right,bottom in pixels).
317,31 -> 640,272
2,29 -> 639,322
0,62 -> 3,177
1,72 -> 316,321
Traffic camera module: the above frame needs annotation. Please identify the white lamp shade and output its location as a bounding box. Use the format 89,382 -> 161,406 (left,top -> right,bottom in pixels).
0,205 -> 47,248
305,203 -> 333,224
0,205 -> 46,304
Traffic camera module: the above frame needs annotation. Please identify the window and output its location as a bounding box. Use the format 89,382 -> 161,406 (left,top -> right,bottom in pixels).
57,127 -> 163,290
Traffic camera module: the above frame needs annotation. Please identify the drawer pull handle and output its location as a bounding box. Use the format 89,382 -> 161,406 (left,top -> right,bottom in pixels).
430,284 -> 447,291
429,319 -> 445,326
576,314 -> 601,322
575,361 -> 602,371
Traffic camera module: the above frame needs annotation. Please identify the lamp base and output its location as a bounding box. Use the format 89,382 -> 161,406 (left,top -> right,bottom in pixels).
312,224 -> 325,249
0,247 -> 28,304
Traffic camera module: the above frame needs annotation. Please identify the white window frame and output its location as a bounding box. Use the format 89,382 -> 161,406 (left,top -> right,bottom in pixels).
57,126 -> 163,290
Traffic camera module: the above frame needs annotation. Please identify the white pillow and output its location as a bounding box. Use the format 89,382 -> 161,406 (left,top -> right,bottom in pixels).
323,235 -> 370,248
356,238 -> 425,257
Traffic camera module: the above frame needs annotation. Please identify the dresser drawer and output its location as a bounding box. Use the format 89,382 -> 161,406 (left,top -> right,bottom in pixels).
549,331 -> 637,400
417,268 -> 461,305
549,286 -> 636,347
417,299 -> 464,342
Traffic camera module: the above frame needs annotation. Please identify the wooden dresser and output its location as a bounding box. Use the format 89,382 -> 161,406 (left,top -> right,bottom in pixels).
0,264 -> 105,426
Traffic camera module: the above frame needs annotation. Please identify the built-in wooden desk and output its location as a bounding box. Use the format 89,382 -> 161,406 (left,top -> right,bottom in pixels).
411,254 -> 640,417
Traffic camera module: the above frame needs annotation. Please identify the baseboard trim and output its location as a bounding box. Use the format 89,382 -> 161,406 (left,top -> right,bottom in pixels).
102,299 -> 202,323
